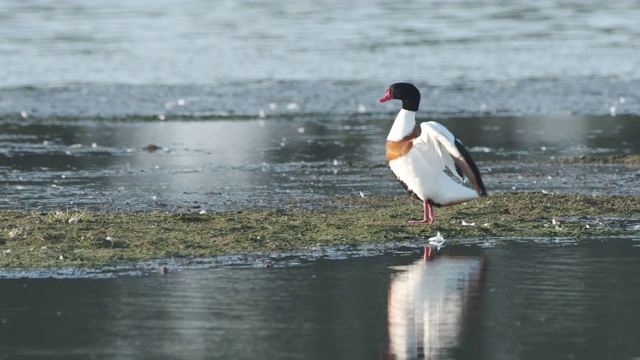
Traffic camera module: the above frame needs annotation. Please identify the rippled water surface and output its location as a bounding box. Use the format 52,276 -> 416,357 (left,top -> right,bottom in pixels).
2,1 -> 640,359
2,0 -> 640,210
2,0 -> 640,85
1,114 -> 639,211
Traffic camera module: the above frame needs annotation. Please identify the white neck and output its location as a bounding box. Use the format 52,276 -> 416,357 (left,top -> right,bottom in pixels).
387,109 -> 416,141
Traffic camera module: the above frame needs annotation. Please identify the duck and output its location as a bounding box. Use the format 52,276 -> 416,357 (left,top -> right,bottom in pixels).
378,82 -> 486,224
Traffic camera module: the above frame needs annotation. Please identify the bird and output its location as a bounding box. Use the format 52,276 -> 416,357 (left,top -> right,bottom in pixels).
428,231 -> 445,248
378,82 -> 487,224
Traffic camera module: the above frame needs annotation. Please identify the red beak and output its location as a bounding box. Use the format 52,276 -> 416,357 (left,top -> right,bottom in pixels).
377,89 -> 393,102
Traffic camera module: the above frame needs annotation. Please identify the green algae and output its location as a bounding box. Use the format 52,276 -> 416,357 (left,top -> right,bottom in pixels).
1,193 -> 639,268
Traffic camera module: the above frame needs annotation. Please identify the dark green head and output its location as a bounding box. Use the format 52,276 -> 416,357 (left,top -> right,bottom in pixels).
377,82 -> 421,112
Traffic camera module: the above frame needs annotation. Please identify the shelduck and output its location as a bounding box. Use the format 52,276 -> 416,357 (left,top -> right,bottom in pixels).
378,83 -> 486,224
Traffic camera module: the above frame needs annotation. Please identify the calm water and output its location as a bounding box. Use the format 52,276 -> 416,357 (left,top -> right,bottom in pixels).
2,240 -> 640,359
2,1 -> 640,359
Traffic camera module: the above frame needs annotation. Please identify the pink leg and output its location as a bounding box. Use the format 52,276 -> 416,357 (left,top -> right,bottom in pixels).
409,201 -> 436,224
423,246 -> 433,261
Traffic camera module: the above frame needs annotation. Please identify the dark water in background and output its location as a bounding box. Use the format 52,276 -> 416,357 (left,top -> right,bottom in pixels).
1,0 -> 640,211
2,1 -> 640,359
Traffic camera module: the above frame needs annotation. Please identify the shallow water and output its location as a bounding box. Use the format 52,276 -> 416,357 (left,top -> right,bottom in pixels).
1,239 -> 640,359
1,114 -> 639,211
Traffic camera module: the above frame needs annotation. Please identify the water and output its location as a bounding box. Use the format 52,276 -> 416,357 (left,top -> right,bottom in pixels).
2,2 -> 640,359
2,1 -> 640,210
2,1 -> 640,86
1,240 -> 640,359
1,113 -> 638,211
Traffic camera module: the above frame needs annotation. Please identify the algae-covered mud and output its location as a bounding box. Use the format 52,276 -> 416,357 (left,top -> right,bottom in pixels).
2,111 -> 639,271
2,193 -> 639,268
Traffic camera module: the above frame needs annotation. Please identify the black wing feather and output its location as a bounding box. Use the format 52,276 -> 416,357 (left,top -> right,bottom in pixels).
454,139 -> 487,196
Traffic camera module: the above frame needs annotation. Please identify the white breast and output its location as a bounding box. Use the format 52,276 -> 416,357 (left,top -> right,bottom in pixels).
389,147 -> 478,206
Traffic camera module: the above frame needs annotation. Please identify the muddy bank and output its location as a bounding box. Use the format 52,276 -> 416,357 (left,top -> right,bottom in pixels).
1,193 -> 639,269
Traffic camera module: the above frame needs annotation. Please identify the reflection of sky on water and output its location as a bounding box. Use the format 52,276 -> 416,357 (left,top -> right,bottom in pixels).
2,241 -> 640,358
388,254 -> 483,359
0,115 -> 639,210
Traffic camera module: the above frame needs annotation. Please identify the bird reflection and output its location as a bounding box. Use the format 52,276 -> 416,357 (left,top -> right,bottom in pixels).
387,250 -> 483,359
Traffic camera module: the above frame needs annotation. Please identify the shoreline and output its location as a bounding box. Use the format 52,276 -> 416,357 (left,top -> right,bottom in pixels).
1,192 -> 639,269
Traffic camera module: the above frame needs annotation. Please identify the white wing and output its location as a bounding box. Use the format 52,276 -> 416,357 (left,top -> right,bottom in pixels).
413,121 -> 486,196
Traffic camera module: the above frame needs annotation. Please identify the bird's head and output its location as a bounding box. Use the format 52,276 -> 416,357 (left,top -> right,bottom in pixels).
377,82 -> 421,112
